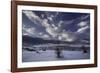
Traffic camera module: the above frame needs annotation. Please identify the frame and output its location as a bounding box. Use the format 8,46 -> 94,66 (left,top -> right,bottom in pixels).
11,1 -> 97,72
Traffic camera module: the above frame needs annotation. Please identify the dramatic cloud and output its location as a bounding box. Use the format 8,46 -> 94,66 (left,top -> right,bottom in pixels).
60,31 -> 77,42
58,21 -> 63,27
42,34 -> 50,38
78,21 -> 88,27
23,11 -> 42,26
41,14 -> 45,18
77,26 -> 89,33
77,20 -> 89,34
80,15 -> 90,20
47,16 -> 53,21
23,26 -> 38,37
22,10 -> 90,42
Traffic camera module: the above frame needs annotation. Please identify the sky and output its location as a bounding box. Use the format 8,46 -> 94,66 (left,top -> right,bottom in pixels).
22,10 -> 90,42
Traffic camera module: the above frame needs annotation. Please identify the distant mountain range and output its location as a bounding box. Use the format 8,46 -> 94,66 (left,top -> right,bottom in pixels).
22,35 -> 90,45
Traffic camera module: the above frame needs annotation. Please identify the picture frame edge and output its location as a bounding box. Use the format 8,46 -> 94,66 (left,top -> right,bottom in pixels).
11,1 -> 97,72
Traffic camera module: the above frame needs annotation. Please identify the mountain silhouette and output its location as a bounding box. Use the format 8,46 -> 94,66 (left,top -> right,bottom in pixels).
22,35 -> 89,45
